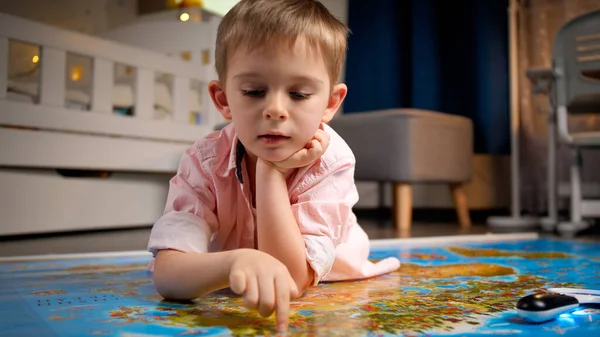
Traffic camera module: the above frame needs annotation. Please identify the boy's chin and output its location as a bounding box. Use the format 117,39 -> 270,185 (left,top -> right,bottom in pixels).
253,148 -> 296,163
256,153 -> 292,163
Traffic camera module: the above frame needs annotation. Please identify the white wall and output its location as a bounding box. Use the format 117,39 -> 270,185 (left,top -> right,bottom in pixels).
203,0 -> 240,16
319,0 -> 349,25
319,0 -> 349,84
200,0 -> 348,25
0,0 -> 137,35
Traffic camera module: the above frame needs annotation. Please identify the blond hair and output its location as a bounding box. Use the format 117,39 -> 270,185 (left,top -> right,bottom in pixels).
214,0 -> 349,84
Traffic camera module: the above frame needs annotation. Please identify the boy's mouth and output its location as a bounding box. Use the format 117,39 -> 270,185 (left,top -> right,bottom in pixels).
258,133 -> 290,145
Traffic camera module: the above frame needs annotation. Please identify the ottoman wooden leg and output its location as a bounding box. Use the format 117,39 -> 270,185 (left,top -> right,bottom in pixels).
450,183 -> 471,228
393,183 -> 412,234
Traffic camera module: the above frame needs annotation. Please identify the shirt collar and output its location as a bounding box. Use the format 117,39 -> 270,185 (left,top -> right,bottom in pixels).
227,136 -> 246,184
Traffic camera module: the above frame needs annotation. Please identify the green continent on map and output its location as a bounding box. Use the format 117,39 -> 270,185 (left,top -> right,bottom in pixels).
397,263 -> 514,278
106,262 -> 580,337
446,247 -> 573,259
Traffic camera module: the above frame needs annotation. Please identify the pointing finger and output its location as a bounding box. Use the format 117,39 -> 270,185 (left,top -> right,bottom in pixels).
244,275 -> 259,309
275,276 -> 290,333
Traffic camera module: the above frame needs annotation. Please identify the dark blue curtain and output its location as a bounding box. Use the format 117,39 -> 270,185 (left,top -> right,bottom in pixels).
343,0 -> 510,155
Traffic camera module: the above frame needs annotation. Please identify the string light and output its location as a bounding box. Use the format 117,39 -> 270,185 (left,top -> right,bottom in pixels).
71,66 -> 83,81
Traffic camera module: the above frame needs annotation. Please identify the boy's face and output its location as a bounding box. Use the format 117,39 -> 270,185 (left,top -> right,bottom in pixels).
209,37 -> 347,163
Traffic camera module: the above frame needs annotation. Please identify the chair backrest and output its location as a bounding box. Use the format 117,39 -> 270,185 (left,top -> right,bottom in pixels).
552,9 -> 600,114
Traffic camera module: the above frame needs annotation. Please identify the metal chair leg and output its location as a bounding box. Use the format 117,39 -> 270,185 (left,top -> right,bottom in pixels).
541,102 -> 559,231
571,149 -> 582,223
558,148 -> 590,236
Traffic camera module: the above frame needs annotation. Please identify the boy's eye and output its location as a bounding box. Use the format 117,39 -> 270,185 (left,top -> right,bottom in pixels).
241,90 -> 311,100
290,92 -> 311,100
242,89 -> 265,97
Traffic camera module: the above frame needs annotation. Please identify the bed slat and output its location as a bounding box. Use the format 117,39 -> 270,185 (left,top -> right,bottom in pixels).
172,76 -> 190,124
40,47 -> 66,107
135,68 -> 154,119
0,127 -> 190,172
0,36 -> 7,100
0,100 -> 212,143
92,58 -> 114,114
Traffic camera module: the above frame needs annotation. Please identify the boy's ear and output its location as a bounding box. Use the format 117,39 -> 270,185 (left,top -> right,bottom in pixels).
322,83 -> 348,123
208,80 -> 231,120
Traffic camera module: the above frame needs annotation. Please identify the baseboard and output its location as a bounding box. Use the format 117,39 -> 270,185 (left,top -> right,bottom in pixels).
558,181 -> 600,198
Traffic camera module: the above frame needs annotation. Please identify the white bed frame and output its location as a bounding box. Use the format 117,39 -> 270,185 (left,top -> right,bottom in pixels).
0,13 -> 223,236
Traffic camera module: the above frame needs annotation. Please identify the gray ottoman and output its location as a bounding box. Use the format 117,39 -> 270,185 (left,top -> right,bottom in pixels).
328,108 -> 473,233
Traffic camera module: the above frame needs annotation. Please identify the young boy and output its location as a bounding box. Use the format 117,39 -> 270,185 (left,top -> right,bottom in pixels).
147,0 -> 400,332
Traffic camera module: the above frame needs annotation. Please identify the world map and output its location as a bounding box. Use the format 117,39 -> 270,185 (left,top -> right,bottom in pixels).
1,236 -> 599,336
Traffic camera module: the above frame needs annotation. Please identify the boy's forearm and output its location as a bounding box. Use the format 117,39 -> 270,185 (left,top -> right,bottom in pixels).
152,249 -> 237,300
255,163 -> 313,294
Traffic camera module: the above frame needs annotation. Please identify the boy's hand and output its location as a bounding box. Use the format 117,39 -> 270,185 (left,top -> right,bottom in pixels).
270,124 -> 330,172
229,249 -> 299,333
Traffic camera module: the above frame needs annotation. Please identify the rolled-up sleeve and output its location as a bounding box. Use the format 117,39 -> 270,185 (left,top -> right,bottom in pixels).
147,147 -> 218,257
291,157 -> 358,285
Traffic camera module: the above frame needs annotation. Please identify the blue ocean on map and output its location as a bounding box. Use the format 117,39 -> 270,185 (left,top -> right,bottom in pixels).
1,237 -> 599,336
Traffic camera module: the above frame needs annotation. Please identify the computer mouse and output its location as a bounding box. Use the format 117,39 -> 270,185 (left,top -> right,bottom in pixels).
516,292 -> 579,323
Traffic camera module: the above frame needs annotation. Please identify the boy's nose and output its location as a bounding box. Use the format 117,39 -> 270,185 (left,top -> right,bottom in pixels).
263,95 -> 288,120
264,109 -> 288,120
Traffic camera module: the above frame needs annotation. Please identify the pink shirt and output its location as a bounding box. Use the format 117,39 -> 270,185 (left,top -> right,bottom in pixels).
147,123 -> 400,284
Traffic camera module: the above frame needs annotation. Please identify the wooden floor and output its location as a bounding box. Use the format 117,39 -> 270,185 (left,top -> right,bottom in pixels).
1,210 -> 598,257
